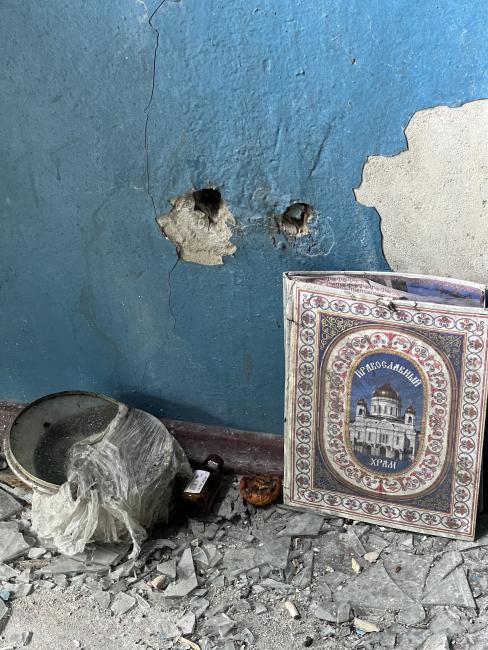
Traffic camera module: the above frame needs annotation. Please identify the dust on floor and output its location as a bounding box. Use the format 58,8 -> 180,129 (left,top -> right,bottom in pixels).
1,477 -> 488,650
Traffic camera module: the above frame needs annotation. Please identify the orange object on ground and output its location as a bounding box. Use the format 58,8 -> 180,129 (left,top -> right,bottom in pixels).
239,474 -> 282,506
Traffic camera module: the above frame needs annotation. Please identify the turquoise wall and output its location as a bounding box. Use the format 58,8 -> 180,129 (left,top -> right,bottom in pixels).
1,1 -> 487,433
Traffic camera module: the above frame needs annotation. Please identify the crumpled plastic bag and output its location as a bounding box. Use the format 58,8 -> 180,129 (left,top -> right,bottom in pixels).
31,403 -> 192,558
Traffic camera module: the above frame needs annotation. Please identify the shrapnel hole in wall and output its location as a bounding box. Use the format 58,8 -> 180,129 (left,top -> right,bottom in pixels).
278,202 -> 313,237
193,188 -> 222,224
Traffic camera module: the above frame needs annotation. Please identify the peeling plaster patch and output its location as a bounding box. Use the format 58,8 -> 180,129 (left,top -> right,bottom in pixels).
354,99 -> 488,283
157,188 -> 236,266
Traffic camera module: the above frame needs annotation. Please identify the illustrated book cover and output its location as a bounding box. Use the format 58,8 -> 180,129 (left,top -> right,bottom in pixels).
283,271 -> 488,540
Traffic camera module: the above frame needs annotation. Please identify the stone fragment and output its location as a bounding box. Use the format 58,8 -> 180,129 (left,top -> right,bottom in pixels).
203,522 -> 219,540
177,612 -> 196,635
134,593 -> 150,610
422,566 -> 475,608
219,642 -> 235,650
0,529 -> 30,563
276,512 -> 324,537
9,583 -> 33,599
260,578 -> 293,593
69,575 -> 85,590
335,562 -> 414,610
397,603 -> 426,625
344,529 -> 367,556
314,581 -> 332,601
156,560 -> 177,580
191,546 -> 207,567
223,548 -> 266,575
16,569 -> 31,584
213,573 -> 225,588
396,629 -> 432,650
384,551 -> 433,600
254,602 -> 267,615
111,592 -> 135,615
201,613 -> 236,638
0,600 -> 7,622
164,548 -> 198,598
19,631 -> 33,646
366,534 -> 391,552
336,602 -> 351,624
189,596 -> 210,618
92,591 -> 111,610
284,600 -> 300,619
0,564 -> 18,579
226,528 -> 255,543
215,485 -> 244,520
352,558 -> 361,574
323,570 -> 348,588
202,544 -> 222,568
254,529 -> 291,569
190,520 -> 205,536
27,548 -> 46,560
311,602 -> 337,622
400,534 -> 414,548
150,575 -> 167,591
291,551 -> 314,589
363,551 -> 380,563
353,618 -> 379,633
328,517 -> 344,527
109,559 -> 135,581
232,599 -> 250,612
421,634 -> 450,650
0,488 -> 22,520
159,620 -> 180,643
428,609 -> 464,638
38,557 -> 98,576
424,551 -> 463,592
232,628 -> 254,644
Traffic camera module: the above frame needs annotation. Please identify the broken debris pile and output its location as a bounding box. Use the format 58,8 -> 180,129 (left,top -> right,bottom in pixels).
31,404 -> 192,558
1,477 -> 488,648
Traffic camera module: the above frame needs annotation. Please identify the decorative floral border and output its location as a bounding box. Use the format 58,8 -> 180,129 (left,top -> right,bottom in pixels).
289,289 -> 488,540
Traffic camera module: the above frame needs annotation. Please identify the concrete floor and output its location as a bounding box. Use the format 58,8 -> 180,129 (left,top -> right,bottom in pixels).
1,478 -> 488,650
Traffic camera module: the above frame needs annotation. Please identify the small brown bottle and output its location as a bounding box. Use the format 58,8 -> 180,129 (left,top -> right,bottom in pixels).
182,454 -> 224,513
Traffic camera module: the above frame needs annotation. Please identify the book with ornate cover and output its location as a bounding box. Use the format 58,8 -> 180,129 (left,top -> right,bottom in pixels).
283,271 -> 488,540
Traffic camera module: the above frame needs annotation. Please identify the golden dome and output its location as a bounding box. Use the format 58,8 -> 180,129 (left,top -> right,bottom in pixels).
373,382 -> 399,400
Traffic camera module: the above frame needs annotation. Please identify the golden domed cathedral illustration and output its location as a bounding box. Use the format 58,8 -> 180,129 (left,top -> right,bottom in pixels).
349,382 -> 419,465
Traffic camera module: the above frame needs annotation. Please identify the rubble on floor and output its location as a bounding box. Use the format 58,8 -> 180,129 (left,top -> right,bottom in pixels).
0,479 -> 488,649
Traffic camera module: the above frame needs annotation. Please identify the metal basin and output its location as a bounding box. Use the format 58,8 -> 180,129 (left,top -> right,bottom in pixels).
5,391 -> 120,493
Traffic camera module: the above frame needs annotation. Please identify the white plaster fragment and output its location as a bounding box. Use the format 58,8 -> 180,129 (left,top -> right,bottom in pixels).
157,191 -> 236,266
355,99 -> 488,283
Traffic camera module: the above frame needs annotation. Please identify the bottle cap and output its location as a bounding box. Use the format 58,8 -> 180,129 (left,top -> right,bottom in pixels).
204,454 -> 224,470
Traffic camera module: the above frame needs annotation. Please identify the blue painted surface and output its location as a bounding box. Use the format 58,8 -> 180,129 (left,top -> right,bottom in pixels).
1,0 -> 487,433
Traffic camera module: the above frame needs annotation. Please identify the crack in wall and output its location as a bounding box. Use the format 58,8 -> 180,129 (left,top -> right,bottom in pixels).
167,257 -> 178,330
144,0 -> 167,219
